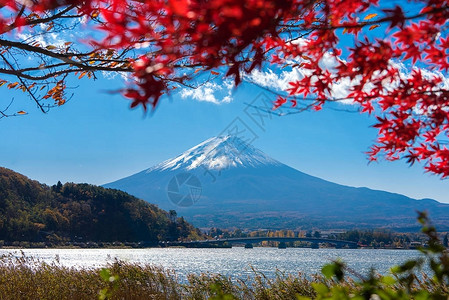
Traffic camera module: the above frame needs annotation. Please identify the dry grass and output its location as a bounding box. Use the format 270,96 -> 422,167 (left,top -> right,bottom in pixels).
0,253 -> 320,300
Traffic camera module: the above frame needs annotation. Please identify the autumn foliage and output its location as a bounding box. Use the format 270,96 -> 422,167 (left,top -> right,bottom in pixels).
0,0 -> 448,177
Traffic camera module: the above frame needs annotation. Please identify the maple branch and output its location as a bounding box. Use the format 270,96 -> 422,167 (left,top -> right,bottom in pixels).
0,53 -> 46,112
0,38 -> 107,62
0,38 -> 136,82
3,5 -> 79,34
244,100 -> 319,117
0,98 -> 14,119
281,6 -> 449,31
26,6 -> 80,25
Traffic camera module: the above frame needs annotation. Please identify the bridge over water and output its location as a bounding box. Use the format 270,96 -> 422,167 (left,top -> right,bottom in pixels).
161,237 -> 358,248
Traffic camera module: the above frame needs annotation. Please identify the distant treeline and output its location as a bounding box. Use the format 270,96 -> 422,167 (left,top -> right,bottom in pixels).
0,167 -> 203,245
207,228 -> 449,248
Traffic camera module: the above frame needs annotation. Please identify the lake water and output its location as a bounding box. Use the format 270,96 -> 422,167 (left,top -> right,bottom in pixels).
0,248 -> 422,280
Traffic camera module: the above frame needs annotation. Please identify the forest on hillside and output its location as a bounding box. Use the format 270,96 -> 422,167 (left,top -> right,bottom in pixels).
0,167 -> 203,246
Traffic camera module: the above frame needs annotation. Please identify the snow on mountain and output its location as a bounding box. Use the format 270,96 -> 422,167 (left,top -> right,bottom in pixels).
146,135 -> 281,172
104,135 -> 449,230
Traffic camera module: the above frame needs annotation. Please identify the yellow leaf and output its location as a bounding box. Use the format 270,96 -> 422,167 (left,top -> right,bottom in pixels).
291,63 -> 304,68
0,80 -> 6,87
211,71 -> 220,75
17,111 -> 27,115
342,28 -> 348,34
369,24 -> 380,30
46,45 -> 57,50
364,13 -> 377,21
78,72 -> 87,79
7,82 -> 18,89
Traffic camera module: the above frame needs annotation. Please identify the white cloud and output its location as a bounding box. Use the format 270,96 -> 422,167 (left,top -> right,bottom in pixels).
245,53 -> 449,107
249,68 -> 310,91
246,53 -> 359,104
17,31 -> 75,48
179,79 -> 234,104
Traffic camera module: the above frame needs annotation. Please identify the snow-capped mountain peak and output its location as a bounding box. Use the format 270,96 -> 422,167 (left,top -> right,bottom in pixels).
146,135 -> 281,172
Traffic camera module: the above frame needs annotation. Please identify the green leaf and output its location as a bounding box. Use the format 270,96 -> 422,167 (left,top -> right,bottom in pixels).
322,261 -> 345,281
396,260 -> 417,273
98,288 -> 108,300
414,290 -> 430,300
381,275 -> 396,285
312,283 -> 329,295
99,268 -> 111,281
322,263 -> 336,279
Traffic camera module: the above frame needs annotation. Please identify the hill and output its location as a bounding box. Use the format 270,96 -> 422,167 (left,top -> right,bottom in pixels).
104,136 -> 449,230
0,167 -> 202,245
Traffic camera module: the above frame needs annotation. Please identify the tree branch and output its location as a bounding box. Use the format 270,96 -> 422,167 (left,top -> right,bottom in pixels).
0,53 -> 46,112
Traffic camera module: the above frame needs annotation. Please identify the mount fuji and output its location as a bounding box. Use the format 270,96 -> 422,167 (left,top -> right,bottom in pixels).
104,136 -> 449,230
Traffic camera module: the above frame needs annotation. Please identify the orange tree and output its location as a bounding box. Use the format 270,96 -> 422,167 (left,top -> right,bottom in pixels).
0,0 -> 448,177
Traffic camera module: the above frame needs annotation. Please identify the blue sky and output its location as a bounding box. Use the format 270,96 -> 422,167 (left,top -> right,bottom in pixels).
0,72 -> 448,204
0,0 -> 447,204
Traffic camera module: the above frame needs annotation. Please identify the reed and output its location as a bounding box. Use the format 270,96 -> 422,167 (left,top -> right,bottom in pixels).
0,253 -> 319,299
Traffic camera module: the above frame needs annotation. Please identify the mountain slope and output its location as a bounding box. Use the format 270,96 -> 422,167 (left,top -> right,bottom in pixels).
0,167 -> 202,243
147,136 -> 282,172
104,136 -> 449,230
